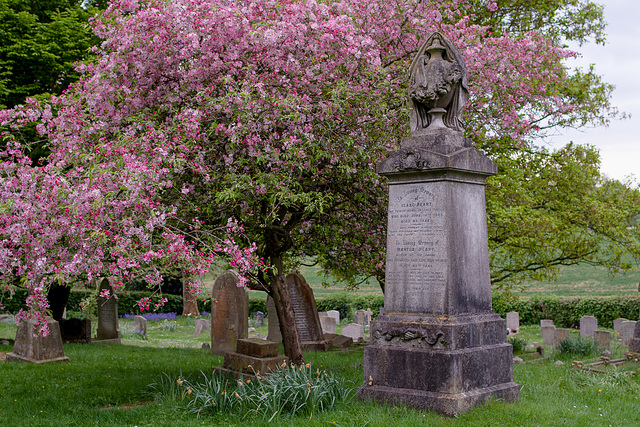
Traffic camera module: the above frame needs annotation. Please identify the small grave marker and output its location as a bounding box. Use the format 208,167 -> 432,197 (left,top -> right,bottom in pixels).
506,312 -> 519,333
579,316 -> 597,338
134,316 -> 147,336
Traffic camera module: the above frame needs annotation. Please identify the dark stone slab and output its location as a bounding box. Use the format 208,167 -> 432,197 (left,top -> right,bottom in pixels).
7,318 -> 69,363
285,273 -> 328,351
236,338 -> 278,358
60,318 -> 91,343
210,271 -> 248,355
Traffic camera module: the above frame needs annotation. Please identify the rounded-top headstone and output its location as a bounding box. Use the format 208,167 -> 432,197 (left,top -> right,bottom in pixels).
210,271 -> 248,355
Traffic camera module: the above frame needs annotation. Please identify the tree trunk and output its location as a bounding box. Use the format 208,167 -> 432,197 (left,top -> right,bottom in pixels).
181,270 -> 200,316
269,258 -> 304,365
47,282 -> 71,321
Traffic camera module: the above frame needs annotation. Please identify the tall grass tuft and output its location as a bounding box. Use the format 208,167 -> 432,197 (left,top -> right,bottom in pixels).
558,336 -> 597,356
150,363 -> 353,421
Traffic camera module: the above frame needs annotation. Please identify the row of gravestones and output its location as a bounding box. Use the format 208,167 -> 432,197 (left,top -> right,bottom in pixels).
213,271 -> 377,353
503,311 -> 640,353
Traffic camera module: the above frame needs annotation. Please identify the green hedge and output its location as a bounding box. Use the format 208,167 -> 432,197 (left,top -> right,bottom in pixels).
3,289 -> 639,328
492,295 -> 640,328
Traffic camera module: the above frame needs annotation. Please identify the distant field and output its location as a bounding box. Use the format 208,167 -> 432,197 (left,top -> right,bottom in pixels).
198,261 -> 640,300
521,264 -> 640,297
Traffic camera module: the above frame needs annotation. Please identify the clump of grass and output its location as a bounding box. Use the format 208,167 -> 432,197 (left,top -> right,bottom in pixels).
150,363 -> 353,421
558,336 -> 597,356
508,336 -> 528,353
156,319 -> 179,332
120,322 -> 147,340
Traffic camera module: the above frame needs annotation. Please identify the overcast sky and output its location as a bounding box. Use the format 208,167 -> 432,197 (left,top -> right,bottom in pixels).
546,0 -> 640,185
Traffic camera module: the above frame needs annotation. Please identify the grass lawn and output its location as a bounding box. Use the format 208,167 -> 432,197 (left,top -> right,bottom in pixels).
2,318 -> 640,426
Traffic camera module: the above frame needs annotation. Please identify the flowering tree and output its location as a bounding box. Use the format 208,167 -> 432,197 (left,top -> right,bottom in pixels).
1,0 -> 629,360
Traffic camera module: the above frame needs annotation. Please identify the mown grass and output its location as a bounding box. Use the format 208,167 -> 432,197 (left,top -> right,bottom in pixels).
2,318 -> 640,426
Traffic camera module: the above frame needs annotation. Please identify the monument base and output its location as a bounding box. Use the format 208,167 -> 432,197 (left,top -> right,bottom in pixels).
8,318 -> 70,364
357,382 -> 520,417
6,352 -> 69,364
358,312 -> 519,416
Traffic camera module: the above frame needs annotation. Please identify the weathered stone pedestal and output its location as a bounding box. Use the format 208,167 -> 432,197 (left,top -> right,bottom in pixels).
357,133 -> 520,416
215,338 -> 287,378
6,318 -> 70,363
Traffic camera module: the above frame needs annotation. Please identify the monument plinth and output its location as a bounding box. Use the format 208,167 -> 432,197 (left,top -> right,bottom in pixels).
357,33 -> 519,416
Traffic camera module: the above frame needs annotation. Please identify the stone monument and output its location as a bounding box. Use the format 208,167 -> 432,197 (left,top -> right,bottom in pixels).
357,33 -> 519,416
210,271 -> 248,355
95,278 -> 121,343
286,273 -> 328,351
6,318 -> 70,363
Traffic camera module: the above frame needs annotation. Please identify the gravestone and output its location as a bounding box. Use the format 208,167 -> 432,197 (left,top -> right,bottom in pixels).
628,322 -> 640,353
357,33 -> 518,417
579,316 -> 597,338
541,326 -> 556,345
253,311 -> 265,327
342,323 -> 365,342
194,319 -> 210,337
210,271 -> 248,355
134,316 -> 147,336
6,318 -> 69,363
60,318 -> 91,343
286,273 -> 329,351
554,328 -> 571,349
355,309 -> 371,329
621,320 -> 637,347
327,310 -> 340,325
319,313 -> 337,334
506,312 -> 519,333
95,278 -> 121,343
540,319 -> 554,328
614,318 -> 627,336
594,330 -> 611,352
266,296 -> 282,343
